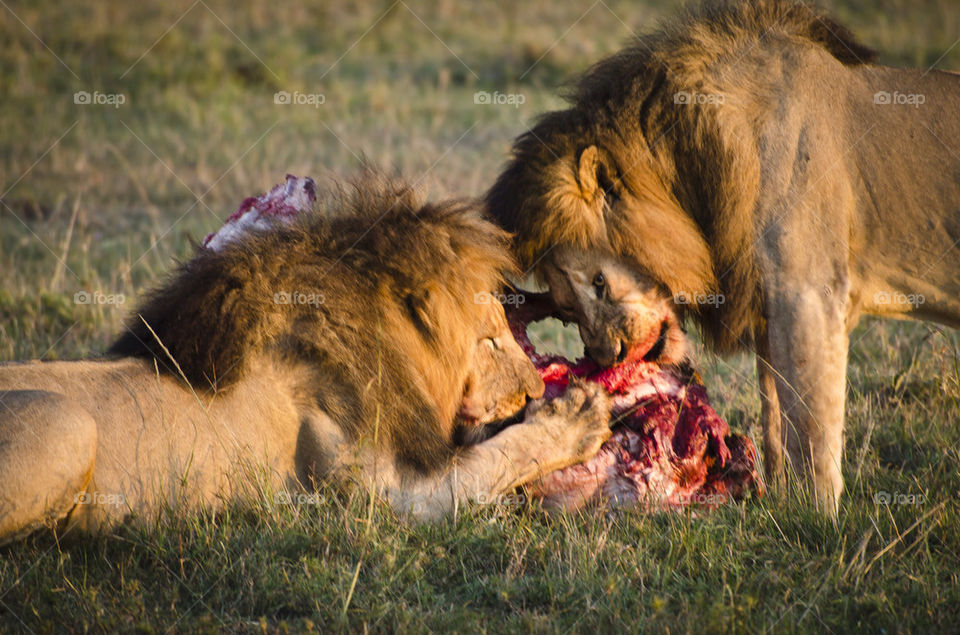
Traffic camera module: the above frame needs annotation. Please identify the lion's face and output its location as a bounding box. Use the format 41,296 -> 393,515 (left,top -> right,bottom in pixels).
456,300 -> 544,427
487,132 -> 717,366
541,245 -> 687,368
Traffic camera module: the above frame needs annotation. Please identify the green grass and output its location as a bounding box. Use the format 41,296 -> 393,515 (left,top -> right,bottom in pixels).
2,0 -> 960,631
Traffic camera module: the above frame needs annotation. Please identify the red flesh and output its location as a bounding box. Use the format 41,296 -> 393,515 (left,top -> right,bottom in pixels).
508,292 -> 763,512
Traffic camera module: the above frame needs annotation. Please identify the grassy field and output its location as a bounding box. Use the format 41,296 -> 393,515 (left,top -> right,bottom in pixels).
2,0 -> 960,631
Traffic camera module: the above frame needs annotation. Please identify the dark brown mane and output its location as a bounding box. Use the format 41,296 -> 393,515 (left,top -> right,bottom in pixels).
486,0 -> 876,352
110,174 -> 516,473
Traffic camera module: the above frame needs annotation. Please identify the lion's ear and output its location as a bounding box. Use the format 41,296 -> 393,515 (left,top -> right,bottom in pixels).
576,145 -> 600,200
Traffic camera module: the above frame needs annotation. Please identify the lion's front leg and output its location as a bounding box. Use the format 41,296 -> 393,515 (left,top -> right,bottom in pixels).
392,382 -> 612,518
756,329 -> 784,488
764,288 -> 849,516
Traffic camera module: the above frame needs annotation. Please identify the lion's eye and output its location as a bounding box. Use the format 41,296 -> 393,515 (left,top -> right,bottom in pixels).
483,337 -> 501,351
592,273 -> 606,299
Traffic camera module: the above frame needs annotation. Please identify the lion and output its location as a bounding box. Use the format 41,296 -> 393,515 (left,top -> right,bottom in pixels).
486,0 -> 960,514
0,176 -> 612,543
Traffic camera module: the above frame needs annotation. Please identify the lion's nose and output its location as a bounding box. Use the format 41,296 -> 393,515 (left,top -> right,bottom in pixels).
586,339 -> 621,368
522,365 -> 545,399
580,324 -> 623,368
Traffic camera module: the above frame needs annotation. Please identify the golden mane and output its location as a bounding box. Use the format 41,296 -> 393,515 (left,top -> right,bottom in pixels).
110,174 -> 517,472
486,0 -> 876,352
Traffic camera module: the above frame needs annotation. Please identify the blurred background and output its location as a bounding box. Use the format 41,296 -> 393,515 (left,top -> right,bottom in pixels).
3,4 -> 959,627
1,0 -> 959,431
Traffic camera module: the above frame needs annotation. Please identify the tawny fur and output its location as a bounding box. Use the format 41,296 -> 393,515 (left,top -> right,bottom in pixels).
486,0 -> 960,513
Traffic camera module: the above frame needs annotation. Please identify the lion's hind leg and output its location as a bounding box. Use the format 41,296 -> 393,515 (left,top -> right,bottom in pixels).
0,390 -> 97,544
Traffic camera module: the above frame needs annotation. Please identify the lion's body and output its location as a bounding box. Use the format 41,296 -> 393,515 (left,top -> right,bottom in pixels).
749,62 -> 960,328
486,0 -> 960,512
0,178 -> 611,542
731,59 -> 960,500
835,67 -> 960,325
0,358 -> 303,538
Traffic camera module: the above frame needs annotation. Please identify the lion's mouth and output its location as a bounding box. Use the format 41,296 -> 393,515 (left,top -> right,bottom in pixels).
641,320 -> 669,363
455,400 -> 485,428
453,407 -> 526,447
615,319 -> 670,367
455,385 -> 528,433
616,340 -> 629,364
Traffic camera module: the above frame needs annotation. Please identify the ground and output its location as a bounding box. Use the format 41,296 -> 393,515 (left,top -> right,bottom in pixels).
1,0 -> 959,631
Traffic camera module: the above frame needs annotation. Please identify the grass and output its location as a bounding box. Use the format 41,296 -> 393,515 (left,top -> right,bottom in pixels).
2,0 -> 960,631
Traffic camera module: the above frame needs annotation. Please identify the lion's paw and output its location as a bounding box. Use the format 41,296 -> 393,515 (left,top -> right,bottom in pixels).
527,379 -> 613,461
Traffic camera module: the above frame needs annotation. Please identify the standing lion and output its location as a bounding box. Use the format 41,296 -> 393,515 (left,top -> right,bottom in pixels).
0,176 -> 611,543
486,0 -> 960,514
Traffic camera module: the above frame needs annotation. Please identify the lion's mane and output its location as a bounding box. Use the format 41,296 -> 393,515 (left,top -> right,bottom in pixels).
111,175 -> 516,473
486,0 -> 877,351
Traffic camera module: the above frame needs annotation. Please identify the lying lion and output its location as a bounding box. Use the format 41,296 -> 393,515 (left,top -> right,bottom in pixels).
487,0 -> 960,514
0,176 -> 611,543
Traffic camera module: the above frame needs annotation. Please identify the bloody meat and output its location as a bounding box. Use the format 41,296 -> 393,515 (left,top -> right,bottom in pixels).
507,293 -> 763,511
208,175 -> 763,512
